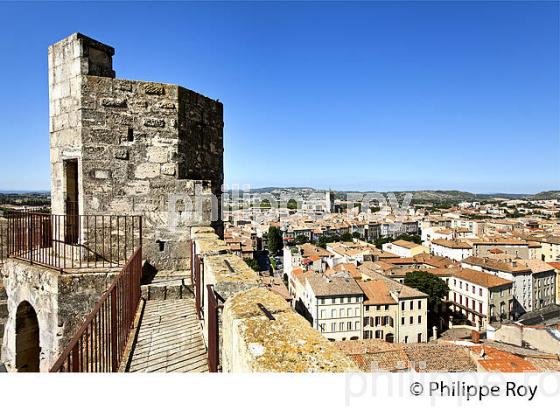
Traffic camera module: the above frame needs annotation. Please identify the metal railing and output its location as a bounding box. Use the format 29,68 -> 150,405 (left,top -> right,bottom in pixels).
207,284 -> 224,373
4,212 -> 142,272
0,219 -> 7,264
49,247 -> 143,372
191,240 -> 203,320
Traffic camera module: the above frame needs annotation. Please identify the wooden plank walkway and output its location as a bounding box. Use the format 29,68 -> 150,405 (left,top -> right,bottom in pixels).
127,299 -> 208,373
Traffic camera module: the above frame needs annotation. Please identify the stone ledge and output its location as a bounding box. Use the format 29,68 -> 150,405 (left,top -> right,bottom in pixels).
195,238 -> 229,256
205,254 -> 260,300
222,288 -> 359,372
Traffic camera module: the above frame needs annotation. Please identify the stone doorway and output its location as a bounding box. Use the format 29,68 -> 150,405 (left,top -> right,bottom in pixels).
15,301 -> 40,372
64,159 -> 79,244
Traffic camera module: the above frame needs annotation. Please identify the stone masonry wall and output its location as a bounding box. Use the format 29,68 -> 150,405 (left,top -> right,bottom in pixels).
191,227 -> 358,372
1,259 -> 119,372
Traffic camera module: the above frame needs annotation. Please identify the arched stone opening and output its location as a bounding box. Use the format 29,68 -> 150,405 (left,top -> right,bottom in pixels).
15,301 -> 40,372
385,333 -> 394,343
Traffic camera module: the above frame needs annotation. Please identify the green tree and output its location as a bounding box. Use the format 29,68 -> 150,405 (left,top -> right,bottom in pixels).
403,271 -> 449,313
260,198 -> 271,208
287,199 -> 298,210
267,226 -> 283,255
244,258 -> 260,272
340,232 -> 353,242
295,235 -> 309,245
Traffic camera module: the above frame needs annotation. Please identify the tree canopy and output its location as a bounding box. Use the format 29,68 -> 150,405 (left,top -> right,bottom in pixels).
403,270 -> 449,311
267,226 -> 283,255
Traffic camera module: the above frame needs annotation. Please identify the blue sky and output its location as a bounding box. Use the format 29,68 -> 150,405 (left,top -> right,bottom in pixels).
0,1 -> 558,193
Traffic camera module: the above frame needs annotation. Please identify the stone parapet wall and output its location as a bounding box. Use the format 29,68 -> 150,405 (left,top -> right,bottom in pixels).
1,259 -> 118,372
191,228 -> 358,372
222,288 -> 359,372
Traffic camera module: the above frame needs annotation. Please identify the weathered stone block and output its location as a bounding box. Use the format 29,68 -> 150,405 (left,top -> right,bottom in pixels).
101,97 -> 127,108
161,164 -> 176,176
114,147 -> 129,160
93,169 -> 110,180
134,163 -> 160,179
158,102 -> 176,110
149,285 -> 166,301
144,83 -> 164,95
146,147 -> 169,163
144,118 -> 165,128
115,81 -> 132,92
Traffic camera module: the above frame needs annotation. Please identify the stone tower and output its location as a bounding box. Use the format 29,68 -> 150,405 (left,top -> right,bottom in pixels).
49,33 -> 224,270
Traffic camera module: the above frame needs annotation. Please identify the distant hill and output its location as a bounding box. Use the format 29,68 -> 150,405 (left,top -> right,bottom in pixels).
532,191 -> 560,200
226,187 -> 559,203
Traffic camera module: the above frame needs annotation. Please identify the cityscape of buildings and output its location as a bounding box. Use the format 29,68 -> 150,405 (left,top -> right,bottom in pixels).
0,31 -> 558,379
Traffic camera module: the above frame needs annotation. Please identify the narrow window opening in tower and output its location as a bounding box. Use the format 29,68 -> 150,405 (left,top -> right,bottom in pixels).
127,128 -> 134,142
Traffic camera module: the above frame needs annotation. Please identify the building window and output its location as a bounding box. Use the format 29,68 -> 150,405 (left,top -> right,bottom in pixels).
417,333 -> 422,343
401,302 -> 405,310
409,316 -> 413,325
410,301 -> 413,310
418,315 -> 421,324
347,321 -> 352,331
401,317 -> 405,325
418,300 -> 422,309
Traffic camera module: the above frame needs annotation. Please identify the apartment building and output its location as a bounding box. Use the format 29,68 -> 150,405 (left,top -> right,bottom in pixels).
298,272 -> 364,341
382,240 -> 428,258
462,256 -> 556,316
445,268 -> 513,327
536,236 -> 560,262
358,271 -> 428,343
548,262 -> 560,304
472,239 -> 530,259
430,239 -> 473,261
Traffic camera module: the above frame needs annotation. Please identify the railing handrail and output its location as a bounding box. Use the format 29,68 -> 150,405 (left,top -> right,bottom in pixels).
50,246 -> 143,372
3,212 -> 142,272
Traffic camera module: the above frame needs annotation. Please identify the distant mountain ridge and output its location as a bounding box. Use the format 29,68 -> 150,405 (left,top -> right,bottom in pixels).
226,187 -> 559,202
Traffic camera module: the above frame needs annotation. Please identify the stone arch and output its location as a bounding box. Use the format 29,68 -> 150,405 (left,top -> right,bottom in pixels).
15,301 -> 40,372
385,333 -> 394,343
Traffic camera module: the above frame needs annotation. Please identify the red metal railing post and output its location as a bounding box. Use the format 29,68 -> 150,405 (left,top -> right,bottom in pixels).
110,286 -> 118,372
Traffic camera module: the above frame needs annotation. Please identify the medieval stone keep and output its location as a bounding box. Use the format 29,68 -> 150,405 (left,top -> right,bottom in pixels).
49,33 -> 224,270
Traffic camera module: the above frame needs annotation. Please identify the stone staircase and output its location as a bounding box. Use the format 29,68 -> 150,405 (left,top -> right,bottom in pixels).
141,270 -> 194,301
126,268 -> 208,372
